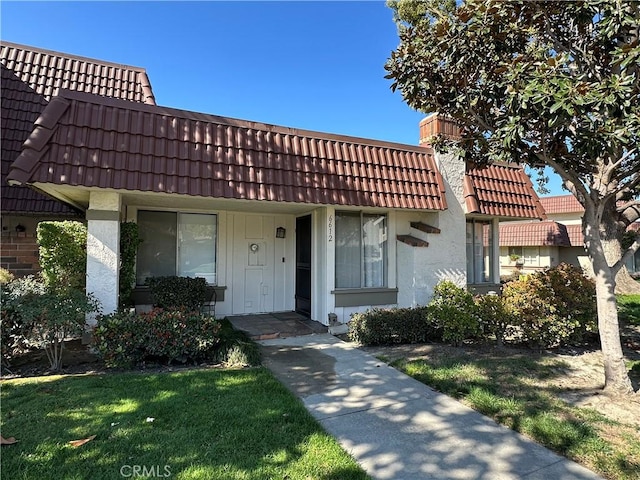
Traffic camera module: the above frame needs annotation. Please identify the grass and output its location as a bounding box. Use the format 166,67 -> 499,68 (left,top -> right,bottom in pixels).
0,368 -> 369,480
618,294 -> 640,325
389,353 -> 640,480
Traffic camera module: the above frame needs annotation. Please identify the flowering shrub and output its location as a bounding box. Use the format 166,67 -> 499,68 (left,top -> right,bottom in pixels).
93,308 -> 221,368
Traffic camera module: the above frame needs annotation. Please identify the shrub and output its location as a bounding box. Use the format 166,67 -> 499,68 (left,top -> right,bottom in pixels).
213,319 -> 261,367
0,268 -> 14,286
474,294 -> 514,346
119,222 -> 143,308
348,306 -> 438,345
146,276 -> 208,311
502,263 -> 596,348
544,263 -> 597,339
429,281 -> 480,346
93,308 -> 221,368
37,221 -> 87,290
2,276 -> 100,370
0,276 -> 45,365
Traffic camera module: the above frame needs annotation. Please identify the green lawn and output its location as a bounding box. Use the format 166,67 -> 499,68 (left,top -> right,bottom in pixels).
389,353 -> 639,480
1,368 -> 368,480
618,294 -> 640,325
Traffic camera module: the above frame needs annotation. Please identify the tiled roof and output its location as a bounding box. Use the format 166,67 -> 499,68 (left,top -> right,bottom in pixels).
464,163 -> 545,219
499,221 -> 570,247
539,195 -> 584,214
1,41 -> 156,215
8,91 -> 448,210
565,224 -> 584,247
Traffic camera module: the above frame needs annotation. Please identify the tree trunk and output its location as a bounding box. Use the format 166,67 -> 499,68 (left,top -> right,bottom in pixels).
601,236 -> 640,294
615,266 -> 640,294
585,210 -> 636,395
592,265 -> 635,394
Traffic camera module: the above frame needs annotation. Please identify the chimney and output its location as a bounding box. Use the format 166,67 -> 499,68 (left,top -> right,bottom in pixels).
419,113 -> 461,146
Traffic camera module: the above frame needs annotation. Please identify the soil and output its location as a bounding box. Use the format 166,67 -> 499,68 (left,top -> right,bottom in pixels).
0,339 -> 224,379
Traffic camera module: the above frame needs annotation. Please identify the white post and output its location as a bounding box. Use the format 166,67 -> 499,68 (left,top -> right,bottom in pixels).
86,191 -> 121,325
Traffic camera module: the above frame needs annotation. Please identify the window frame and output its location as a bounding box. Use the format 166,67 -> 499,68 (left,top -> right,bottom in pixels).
334,210 -> 388,289
466,218 -> 495,284
136,210 -> 218,286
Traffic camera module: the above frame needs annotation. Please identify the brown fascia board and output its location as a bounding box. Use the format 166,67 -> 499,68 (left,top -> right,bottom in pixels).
7,96 -> 71,186
1,40 -> 157,105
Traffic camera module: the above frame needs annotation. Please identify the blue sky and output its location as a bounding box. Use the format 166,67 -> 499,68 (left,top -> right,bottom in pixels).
1,1 -> 564,195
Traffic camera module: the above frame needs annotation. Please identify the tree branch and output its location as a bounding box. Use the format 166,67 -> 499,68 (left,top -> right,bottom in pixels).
613,235 -> 640,276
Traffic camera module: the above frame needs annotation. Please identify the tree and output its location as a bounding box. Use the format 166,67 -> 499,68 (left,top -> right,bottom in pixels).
385,0 -> 639,394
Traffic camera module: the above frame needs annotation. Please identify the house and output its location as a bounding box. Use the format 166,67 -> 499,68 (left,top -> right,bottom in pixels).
3,42 -> 543,325
499,194 -> 640,276
0,41 -> 155,277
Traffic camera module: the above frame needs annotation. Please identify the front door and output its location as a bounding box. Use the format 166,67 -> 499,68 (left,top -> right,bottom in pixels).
295,215 -> 312,317
232,215 -> 275,314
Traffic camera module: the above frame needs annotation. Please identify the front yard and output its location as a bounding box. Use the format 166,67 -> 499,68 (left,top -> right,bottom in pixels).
0,368 -> 368,480
363,295 -> 640,480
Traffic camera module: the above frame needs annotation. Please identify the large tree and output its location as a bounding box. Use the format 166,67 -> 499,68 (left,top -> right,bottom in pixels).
385,0 -> 640,395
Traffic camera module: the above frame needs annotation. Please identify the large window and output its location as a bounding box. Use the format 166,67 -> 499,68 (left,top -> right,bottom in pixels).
136,211 -> 217,285
335,212 -> 387,288
466,219 -> 494,284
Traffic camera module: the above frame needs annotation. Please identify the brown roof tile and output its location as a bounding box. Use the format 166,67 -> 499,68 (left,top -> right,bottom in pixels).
465,163 -> 546,219
8,90 -> 448,210
539,195 -> 584,214
1,41 -> 156,215
499,221 -> 570,246
565,224 -> 584,246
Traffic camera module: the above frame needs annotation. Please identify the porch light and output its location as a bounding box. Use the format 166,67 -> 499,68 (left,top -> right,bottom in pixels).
276,227 -> 286,238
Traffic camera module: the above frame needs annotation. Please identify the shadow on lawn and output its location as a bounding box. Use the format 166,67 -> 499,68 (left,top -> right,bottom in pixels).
1,368 -> 367,480
391,354 -> 606,457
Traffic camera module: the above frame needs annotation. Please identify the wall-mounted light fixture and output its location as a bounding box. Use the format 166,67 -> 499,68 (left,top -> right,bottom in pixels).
276,227 -> 286,239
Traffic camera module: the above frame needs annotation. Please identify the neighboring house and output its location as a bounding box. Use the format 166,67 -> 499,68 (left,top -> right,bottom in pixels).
0,41 -> 155,277
499,194 -> 640,276
4,43 -> 543,325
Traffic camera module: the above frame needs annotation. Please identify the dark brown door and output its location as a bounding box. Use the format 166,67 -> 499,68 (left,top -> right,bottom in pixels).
295,215 -> 312,317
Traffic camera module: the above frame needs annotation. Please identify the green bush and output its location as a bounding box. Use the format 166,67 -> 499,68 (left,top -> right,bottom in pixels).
93,308 -> 221,368
348,306 -> 439,345
146,276 -> 208,311
429,281 -> 480,346
37,221 -> 87,290
2,276 -> 99,370
502,263 -> 596,348
475,294 -> 514,346
119,222 -> 143,308
1,276 -> 45,364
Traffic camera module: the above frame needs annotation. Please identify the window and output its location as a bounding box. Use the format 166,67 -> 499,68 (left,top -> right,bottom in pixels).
523,247 -> 539,266
466,219 -> 494,284
508,246 -> 523,260
508,246 -> 538,265
136,211 -> 217,285
335,212 -> 387,288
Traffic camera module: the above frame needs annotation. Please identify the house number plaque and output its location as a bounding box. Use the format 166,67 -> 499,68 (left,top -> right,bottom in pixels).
328,215 -> 333,242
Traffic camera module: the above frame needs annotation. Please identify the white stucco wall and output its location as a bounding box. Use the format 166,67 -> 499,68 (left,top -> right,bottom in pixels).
86,191 -> 121,323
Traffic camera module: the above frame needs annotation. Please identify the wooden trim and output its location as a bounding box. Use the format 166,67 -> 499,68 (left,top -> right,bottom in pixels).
332,288 -> 398,307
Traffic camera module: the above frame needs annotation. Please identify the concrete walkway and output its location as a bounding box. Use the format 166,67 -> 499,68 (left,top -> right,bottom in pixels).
260,334 -> 602,480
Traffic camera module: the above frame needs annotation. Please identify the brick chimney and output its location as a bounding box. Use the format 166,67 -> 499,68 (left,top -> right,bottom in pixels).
419,113 -> 461,146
